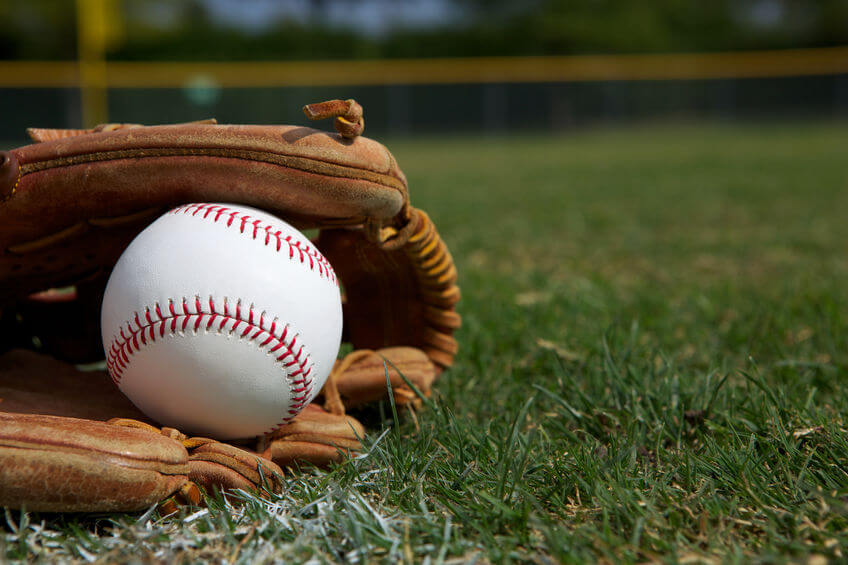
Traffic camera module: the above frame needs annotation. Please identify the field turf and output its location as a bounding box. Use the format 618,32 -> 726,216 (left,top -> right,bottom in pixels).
4,121 -> 848,562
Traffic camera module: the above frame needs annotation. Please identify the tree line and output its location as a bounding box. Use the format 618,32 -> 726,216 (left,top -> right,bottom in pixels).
1,0 -> 847,61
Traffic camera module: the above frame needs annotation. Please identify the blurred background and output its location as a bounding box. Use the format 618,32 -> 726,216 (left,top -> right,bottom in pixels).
0,0 -> 847,142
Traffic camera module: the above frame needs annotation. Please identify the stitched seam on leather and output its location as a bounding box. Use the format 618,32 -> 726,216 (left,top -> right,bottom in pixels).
1,166 -> 22,203
105,296 -> 315,431
402,211 -> 460,366
169,203 -> 337,285
18,148 -> 405,192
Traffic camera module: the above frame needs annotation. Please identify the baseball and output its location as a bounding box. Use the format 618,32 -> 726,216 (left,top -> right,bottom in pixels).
101,203 -> 342,440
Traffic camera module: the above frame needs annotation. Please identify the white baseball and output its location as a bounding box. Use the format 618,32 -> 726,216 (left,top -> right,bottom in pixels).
101,203 -> 342,440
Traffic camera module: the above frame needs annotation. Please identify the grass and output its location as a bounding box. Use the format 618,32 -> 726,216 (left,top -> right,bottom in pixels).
3,120 -> 848,562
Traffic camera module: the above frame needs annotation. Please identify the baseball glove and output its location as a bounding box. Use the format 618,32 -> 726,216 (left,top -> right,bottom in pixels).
0,99 -> 460,512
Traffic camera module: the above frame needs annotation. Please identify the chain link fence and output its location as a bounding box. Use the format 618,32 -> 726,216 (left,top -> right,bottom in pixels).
2,71 -> 846,144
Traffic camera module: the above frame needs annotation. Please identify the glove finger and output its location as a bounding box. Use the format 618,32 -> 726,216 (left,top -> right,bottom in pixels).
326,347 -> 438,409
188,440 -> 284,494
107,420 -> 286,495
263,404 -> 364,469
0,412 -> 188,512
264,441 -> 357,469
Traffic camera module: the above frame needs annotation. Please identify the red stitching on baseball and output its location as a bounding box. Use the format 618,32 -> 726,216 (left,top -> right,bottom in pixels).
105,295 -> 316,430
169,203 -> 337,285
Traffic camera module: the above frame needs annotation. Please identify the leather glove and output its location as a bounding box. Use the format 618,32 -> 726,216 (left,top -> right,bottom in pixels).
0,100 -> 460,512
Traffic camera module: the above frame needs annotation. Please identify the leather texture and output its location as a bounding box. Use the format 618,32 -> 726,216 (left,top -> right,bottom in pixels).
0,122 -> 407,301
325,347 -> 438,409
319,209 -> 461,370
261,404 -> 365,469
0,412 -> 189,512
0,100 -> 460,513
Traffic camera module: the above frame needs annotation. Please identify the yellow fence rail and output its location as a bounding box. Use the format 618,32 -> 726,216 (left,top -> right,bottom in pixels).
1,46 -> 847,89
